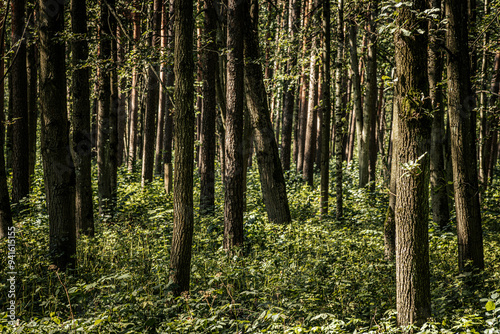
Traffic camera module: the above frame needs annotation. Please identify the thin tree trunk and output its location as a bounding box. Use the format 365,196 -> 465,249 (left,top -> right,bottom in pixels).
11,0 -> 29,203
154,2 -> 167,176
244,0 -> 291,224
199,0 -> 218,213
116,26 -> 127,167
163,0 -> 174,194
394,1 -> 431,325
445,0 -> 484,272
27,2 -> 37,187
39,0 -> 76,270
72,0 -> 94,237
141,0 -> 161,186
169,0 -> 195,296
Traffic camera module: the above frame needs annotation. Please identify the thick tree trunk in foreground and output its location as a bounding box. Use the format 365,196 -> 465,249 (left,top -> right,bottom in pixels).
445,0 -> 484,272
71,0 -> 94,237
394,0 -> 431,326
224,0 -> 246,249
11,0 -> 29,203
39,0 -> 77,270
169,0 -> 195,295
141,0 -> 161,186
199,0 -> 218,214
244,0 -> 291,224
428,0 -> 450,229
0,8 -> 13,238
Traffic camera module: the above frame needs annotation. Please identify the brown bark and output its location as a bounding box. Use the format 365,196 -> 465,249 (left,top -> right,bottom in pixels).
394,1 -> 431,325
39,0 -> 77,270
154,3 -> 166,176
244,0 -> 291,224
445,0 -> 484,272
141,0 -> 161,186
163,0 -> 174,194
71,0 -> 94,237
11,0 -> 29,203
169,0 -> 195,296
27,2 -> 37,187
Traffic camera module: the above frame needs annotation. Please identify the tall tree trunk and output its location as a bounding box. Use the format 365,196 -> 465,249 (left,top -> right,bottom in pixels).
0,4 -> 13,238
280,0 -> 300,171
127,3 -> 141,172
224,0 -> 245,249
394,1 -> 431,326
72,0 -> 94,237
154,2 -> 166,176
332,0 -> 343,219
109,1 -> 118,196
11,0 -> 29,203
27,2 -> 37,187
116,27 -> 126,167
360,0 -> 378,189
97,0 -> 113,213
428,0 -> 449,229
199,0 -> 218,214
39,0 -> 76,270
302,36 -> 319,187
163,0 -> 174,194
445,0 -> 484,272
169,0 -> 194,296
244,0 -> 291,224
348,20 -> 363,173
141,0 -> 161,186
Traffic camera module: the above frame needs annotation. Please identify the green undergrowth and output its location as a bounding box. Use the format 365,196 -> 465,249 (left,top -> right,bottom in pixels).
1,161 -> 500,333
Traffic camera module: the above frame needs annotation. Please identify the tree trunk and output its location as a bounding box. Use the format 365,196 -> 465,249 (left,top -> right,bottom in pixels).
163,0 -> 174,194
280,0 -> 300,171
169,0 -> 194,296
141,0 -> 161,186
127,3 -> 141,172
11,0 -> 30,204
71,0 -> 94,237
154,3 -> 166,176
0,6 -> 13,238
116,27 -> 127,167
394,1 -> 431,326
244,0 -> 291,224
27,2 -> 37,187
445,0 -> 484,272
39,0 -> 77,270
224,0 -> 246,250
360,0 -> 378,189
199,0 -> 218,214
109,2 -> 118,195
428,0 -> 450,229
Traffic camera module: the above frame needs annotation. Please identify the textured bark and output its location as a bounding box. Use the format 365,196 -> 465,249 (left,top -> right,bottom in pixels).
360,1 -> 378,189
154,3 -> 166,176
244,0 -> 291,224
27,3 -> 37,186
163,0 -> 174,194
11,0 -> 29,203
116,27 -> 126,167
71,0 -> 94,237
127,4 -> 141,172
169,0 -> 194,295
141,0 -> 161,186
348,21 -> 363,171
199,0 -> 218,214
224,0 -> 245,250
280,0 -> 300,171
394,1 -> 432,326
97,0 -> 113,213
303,37 -> 318,187
428,0 -> 449,229
0,6 -> 13,238
39,0 -> 76,270
109,1 -> 118,195
445,0 -> 484,272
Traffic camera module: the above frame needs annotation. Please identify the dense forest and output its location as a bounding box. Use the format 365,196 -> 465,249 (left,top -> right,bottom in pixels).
1,0 -> 500,332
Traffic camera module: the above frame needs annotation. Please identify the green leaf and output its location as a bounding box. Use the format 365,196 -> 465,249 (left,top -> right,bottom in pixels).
486,300 -> 495,311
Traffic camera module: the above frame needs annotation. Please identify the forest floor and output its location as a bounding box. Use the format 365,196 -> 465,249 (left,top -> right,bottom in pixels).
1,161 -> 500,333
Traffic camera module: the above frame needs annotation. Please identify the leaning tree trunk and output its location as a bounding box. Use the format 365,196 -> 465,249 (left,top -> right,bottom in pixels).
169,0 -> 195,296
244,0 -> 291,224
428,0 -> 450,229
445,0 -> 484,272
199,0 -> 218,214
394,1 -> 431,326
39,0 -> 77,271
141,0 -> 161,186
0,8 -> 13,238
71,0 -> 94,237
11,0 -> 30,203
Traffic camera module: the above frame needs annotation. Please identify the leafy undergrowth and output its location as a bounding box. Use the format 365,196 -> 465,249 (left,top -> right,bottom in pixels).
1,162 -> 500,333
